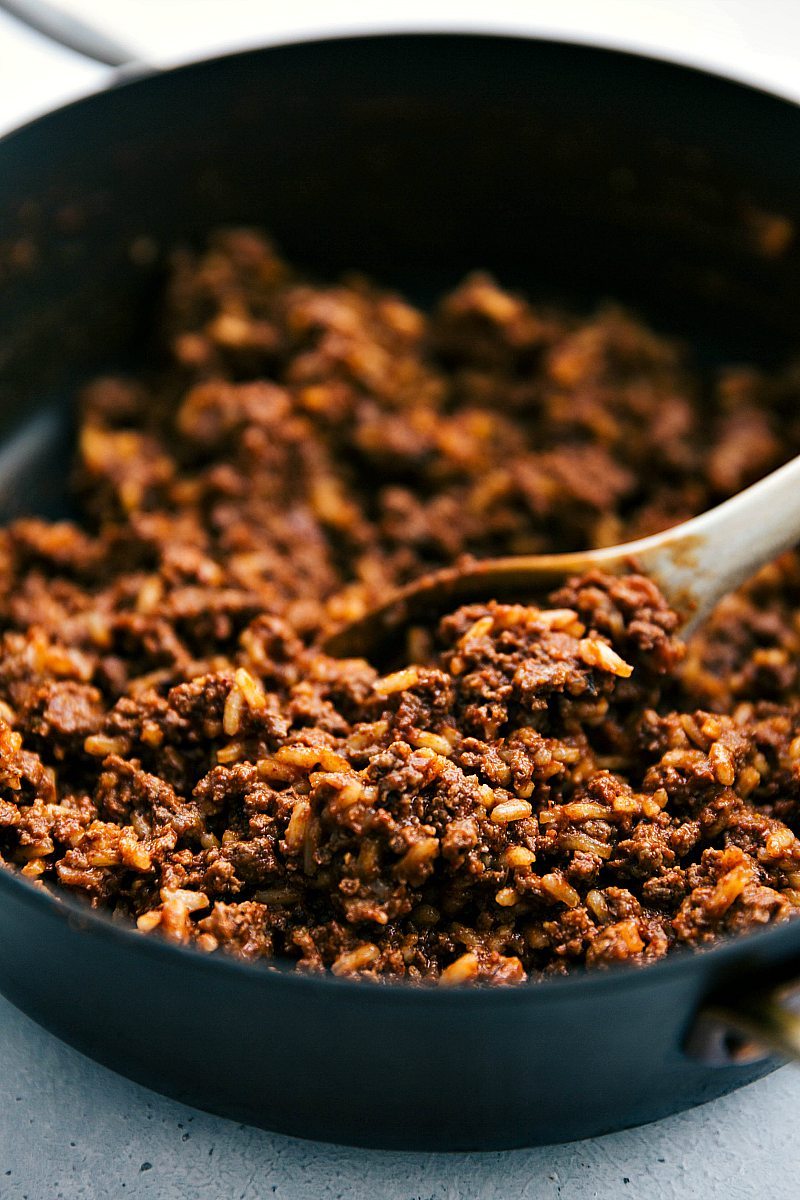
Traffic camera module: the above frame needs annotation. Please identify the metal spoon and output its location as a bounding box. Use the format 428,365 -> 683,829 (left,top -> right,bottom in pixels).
322,453 -> 800,659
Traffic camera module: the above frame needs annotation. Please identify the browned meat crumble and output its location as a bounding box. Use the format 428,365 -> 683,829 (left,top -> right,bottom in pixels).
2,228 -> 800,983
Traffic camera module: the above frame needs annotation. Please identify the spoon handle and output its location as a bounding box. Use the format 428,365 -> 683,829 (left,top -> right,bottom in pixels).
322,454 -> 800,658
626,453 -> 800,633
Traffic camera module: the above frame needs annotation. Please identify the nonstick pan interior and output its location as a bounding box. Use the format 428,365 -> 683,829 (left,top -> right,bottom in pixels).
2,33 -> 800,528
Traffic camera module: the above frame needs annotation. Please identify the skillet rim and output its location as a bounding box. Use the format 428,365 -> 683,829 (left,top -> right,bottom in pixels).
4,26 -> 800,155
3,849 -> 800,1001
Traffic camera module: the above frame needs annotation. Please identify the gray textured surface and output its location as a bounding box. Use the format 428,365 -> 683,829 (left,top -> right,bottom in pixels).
0,994 -> 798,1199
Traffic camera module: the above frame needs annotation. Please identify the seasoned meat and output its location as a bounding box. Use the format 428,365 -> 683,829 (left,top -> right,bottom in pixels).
2,228 -> 800,984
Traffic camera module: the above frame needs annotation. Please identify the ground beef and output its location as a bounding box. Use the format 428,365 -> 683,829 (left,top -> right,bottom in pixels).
2,227 -> 800,983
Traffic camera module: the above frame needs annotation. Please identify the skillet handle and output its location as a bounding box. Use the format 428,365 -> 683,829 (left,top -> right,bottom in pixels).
689,978 -> 800,1067
0,0 -> 141,68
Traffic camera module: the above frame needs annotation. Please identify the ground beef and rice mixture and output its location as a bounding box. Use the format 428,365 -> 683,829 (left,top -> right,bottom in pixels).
2,228 -> 800,983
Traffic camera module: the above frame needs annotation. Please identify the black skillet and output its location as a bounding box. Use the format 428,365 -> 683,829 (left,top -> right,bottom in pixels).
0,7 -> 799,1151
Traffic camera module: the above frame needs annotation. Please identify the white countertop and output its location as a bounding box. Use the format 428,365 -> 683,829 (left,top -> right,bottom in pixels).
1,3 -> 800,1196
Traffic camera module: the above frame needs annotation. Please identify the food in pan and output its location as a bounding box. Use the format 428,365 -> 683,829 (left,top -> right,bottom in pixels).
1,228 -> 800,983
